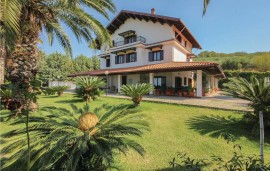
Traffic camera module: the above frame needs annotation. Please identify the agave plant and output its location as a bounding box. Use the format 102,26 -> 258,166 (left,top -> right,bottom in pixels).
0,104 -> 149,171
120,83 -> 154,106
75,76 -> 105,102
51,85 -> 69,96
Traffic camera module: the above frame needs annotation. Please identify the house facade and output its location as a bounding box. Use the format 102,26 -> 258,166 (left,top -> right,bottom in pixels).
69,9 -> 225,97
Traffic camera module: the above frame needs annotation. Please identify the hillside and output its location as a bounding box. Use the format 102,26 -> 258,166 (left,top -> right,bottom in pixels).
194,51 -> 270,71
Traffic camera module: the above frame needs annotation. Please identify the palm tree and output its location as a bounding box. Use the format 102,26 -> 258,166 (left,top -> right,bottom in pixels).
224,77 -> 270,163
75,76 -> 106,102
203,0 -> 211,15
120,83 -> 154,106
0,104 -> 149,170
0,0 -> 115,108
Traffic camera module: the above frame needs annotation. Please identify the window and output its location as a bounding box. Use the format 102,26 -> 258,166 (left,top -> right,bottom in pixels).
149,50 -> 164,62
115,55 -> 125,64
154,76 -> 166,88
126,53 -> 137,63
184,41 -> 187,47
175,31 -> 182,43
184,77 -> 187,86
106,58 -> 110,67
124,35 -> 136,44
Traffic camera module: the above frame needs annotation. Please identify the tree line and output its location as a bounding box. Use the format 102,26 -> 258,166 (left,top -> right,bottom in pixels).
37,51 -> 100,84
196,51 -> 270,71
197,51 -> 270,58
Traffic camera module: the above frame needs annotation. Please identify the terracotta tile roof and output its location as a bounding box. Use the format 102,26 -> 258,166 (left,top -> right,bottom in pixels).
68,62 -> 225,78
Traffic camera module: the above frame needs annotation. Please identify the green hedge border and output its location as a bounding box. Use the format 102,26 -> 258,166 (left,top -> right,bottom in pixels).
219,70 -> 270,88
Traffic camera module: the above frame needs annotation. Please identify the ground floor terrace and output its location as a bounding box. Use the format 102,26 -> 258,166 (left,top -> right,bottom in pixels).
69,62 -> 226,97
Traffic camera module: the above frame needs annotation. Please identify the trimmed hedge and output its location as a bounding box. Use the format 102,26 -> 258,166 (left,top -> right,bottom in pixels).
219,70 -> 270,88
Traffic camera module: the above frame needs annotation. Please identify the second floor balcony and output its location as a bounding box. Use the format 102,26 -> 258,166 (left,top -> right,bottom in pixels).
113,36 -> 146,47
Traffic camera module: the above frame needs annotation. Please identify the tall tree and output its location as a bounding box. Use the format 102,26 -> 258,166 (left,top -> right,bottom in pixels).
73,55 -> 94,72
37,52 -> 74,84
1,0 -> 115,110
203,0 -> 210,15
92,56 -> 101,70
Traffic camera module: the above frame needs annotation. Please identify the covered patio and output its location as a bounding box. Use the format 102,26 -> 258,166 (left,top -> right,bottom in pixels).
68,62 -> 225,97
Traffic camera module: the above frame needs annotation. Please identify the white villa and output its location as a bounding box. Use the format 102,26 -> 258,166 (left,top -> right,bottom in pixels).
69,9 -> 225,97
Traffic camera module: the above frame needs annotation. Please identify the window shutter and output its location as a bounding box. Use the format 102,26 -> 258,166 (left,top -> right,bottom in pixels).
149,52 -> 153,61
134,53 -> 137,62
115,56 -> 118,64
160,50 -> 164,60
123,54 -> 126,63
126,54 -> 130,63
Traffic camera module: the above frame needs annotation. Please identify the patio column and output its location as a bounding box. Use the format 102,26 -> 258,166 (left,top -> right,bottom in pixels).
215,78 -> 219,89
117,75 -> 121,92
211,76 -> 215,89
196,70 -> 202,97
149,73 -> 154,95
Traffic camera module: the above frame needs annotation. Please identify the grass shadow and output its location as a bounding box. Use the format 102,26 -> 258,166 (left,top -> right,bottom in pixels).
156,166 -> 188,171
54,98 -> 83,104
185,115 -> 270,144
42,95 -> 59,98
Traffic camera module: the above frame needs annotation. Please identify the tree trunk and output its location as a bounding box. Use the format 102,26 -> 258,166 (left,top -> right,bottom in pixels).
259,111 -> 264,164
0,56 -> 4,84
6,15 -> 39,111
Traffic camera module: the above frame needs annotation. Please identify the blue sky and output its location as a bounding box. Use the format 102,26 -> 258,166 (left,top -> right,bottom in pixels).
38,0 -> 270,57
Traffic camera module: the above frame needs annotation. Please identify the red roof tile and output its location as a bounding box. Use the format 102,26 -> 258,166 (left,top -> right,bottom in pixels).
68,62 -> 225,78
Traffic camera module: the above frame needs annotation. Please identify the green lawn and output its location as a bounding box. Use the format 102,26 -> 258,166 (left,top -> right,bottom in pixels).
1,94 -> 270,170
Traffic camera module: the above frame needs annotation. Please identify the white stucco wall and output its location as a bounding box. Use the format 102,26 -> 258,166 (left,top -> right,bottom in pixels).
111,18 -> 174,45
173,46 -> 188,62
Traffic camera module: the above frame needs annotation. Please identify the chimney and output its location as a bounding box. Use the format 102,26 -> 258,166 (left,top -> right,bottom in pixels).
151,8 -> 155,15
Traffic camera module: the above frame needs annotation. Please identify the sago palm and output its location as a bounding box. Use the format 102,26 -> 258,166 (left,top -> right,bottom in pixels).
224,77 -> 270,163
0,104 -> 149,171
120,83 -> 154,106
75,76 -> 106,101
224,77 -> 270,119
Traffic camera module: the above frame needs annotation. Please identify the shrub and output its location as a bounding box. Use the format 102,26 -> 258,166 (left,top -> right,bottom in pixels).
74,76 -> 105,102
253,54 -> 270,72
219,71 -> 270,88
120,83 -> 154,106
41,87 -> 56,95
51,85 -> 69,96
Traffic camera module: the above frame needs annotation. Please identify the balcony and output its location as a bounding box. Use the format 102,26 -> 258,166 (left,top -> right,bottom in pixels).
113,36 -> 146,47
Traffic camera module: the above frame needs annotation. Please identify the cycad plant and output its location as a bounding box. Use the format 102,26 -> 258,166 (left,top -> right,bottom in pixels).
51,85 -> 69,96
75,76 -> 105,102
0,104 -> 149,171
120,83 -> 154,106
224,77 -> 270,125
224,77 -> 270,163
